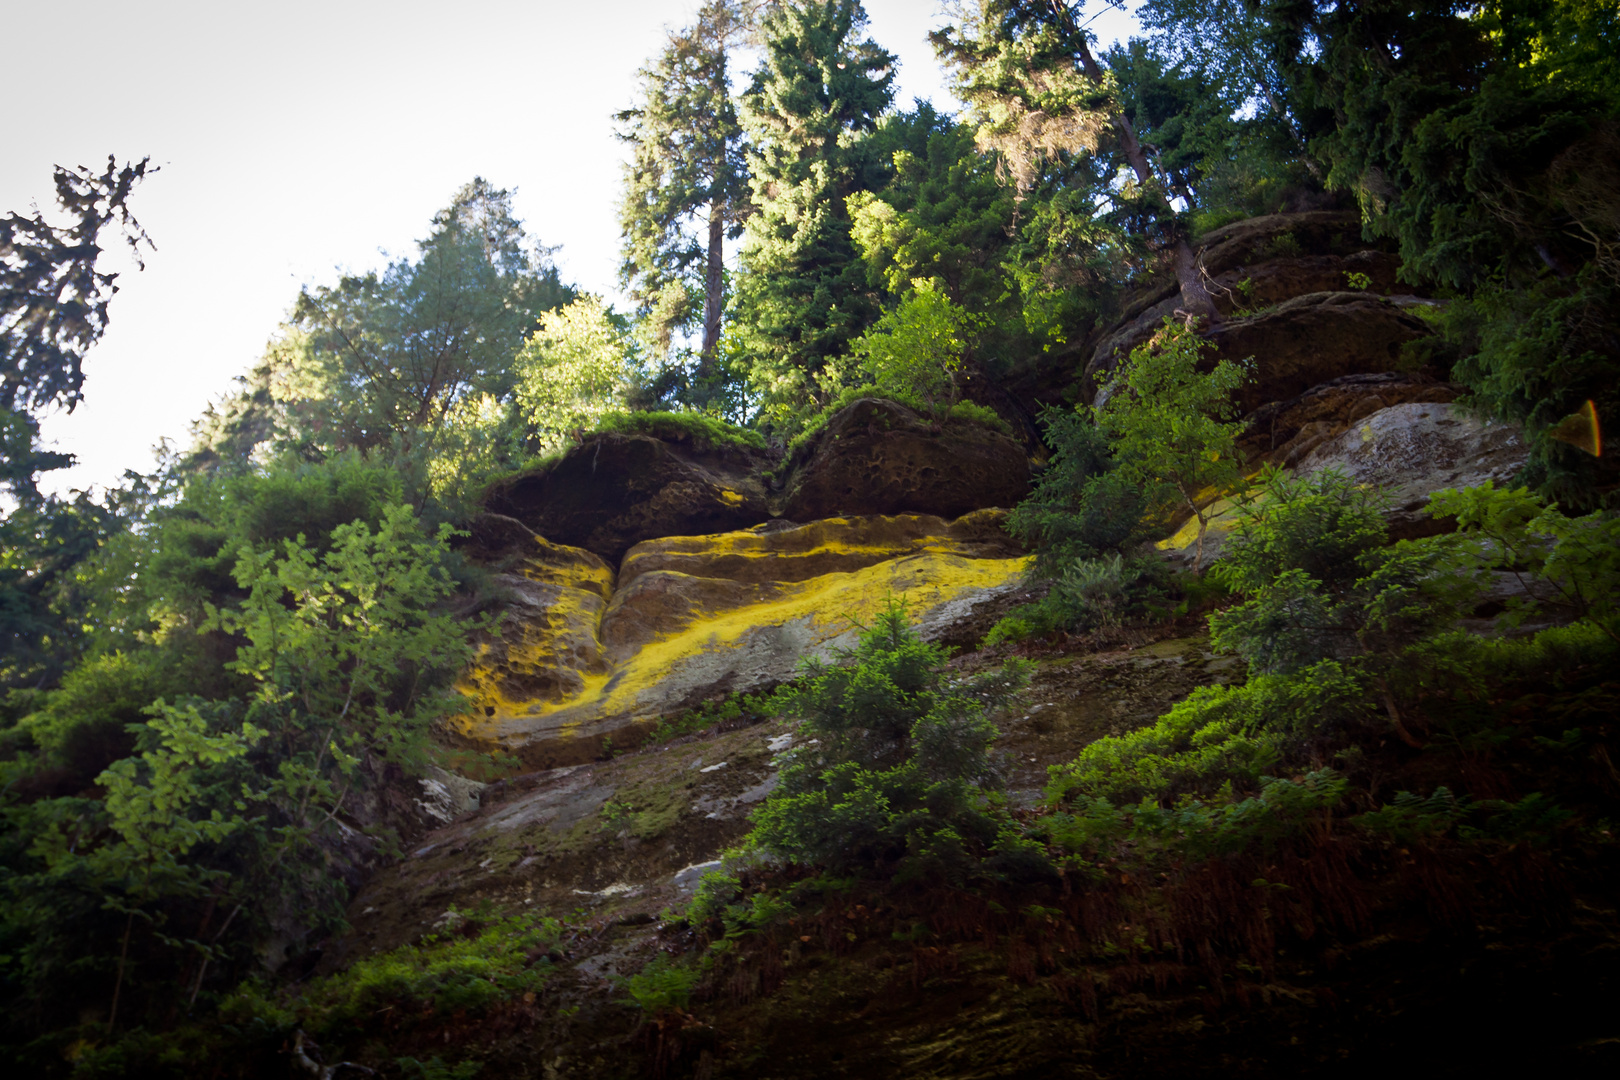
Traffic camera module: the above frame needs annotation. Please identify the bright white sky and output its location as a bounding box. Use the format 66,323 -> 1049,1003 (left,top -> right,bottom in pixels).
7,0 -> 1139,496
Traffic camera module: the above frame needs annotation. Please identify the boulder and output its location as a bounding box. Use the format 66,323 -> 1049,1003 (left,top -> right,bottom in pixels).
779,399 -> 1030,521
618,509 -> 1023,587
443,513 -> 1030,768
1296,401 -> 1529,538
1238,372 -> 1462,467
483,432 -> 773,563
1206,292 -> 1439,414
1155,401 -> 1530,565
1086,292 -> 1437,412
1205,250 -> 1404,316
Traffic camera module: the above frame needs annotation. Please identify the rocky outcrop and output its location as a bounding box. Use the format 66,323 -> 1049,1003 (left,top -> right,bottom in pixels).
1296,401 -> 1530,538
483,432 -> 773,563
1157,401 -> 1530,564
780,398 -> 1030,521
1238,371 -> 1462,467
444,513 -> 1030,768
1207,293 -> 1439,413
1086,291 -> 1437,411
456,524 -> 615,714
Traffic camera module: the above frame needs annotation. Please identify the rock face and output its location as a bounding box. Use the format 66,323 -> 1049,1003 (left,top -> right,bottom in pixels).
1238,371 -> 1462,467
483,432 -> 773,563
455,524 -> 615,715
1208,293 -> 1440,413
780,398 -> 1030,521
1089,291 -> 1438,414
1296,401 -> 1530,537
1157,401 -> 1531,565
443,513 -> 1030,768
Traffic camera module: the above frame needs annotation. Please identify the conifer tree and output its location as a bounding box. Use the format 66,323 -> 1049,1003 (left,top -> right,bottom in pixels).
934,0 -> 1219,325
731,0 -> 896,427
616,1 -> 751,391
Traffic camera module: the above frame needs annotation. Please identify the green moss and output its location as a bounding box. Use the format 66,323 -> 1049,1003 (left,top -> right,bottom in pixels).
217,910 -> 565,1043
592,409 -> 767,452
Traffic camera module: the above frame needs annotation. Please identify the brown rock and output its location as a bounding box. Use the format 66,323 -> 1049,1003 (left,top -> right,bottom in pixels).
779,399 -> 1029,521
1206,250 -> 1405,316
483,432 -> 773,563
1297,401 -> 1530,538
1208,292 -> 1438,413
1238,372 -> 1462,466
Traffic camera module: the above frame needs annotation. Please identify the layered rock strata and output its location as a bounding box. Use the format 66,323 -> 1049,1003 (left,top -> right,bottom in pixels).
444,512 -> 1030,767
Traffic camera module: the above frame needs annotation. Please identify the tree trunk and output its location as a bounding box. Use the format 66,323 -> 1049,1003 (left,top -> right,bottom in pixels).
1073,34 -> 1220,326
700,199 -> 726,377
109,910 -> 135,1030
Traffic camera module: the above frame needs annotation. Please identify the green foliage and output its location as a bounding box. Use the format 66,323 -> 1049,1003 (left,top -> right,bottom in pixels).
1,157 -> 154,499
1447,268 -> 1619,506
1358,788 -> 1572,847
513,297 -> 642,451
1005,407 -> 1150,578
398,1057 -> 484,1080
1424,482 -> 1620,640
1045,770 -> 1349,865
1209,467 -> 1476,676
1093,320 -> 1251,569
619,955 -> 701,1015
221,910 -> 563,1039
982,554 -> 1164,646
749,601 -> 1030,878
1047,662 -> 1363,806
616,1 -> 749,388
273,179 -> 573,457
590,409 -> 767,453
731,0 -> 896,431
836,279 -> 986,415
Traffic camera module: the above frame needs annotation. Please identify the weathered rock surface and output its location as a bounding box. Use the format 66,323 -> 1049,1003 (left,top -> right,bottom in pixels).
1157,401 -> 1530,565
456,525 -> 615,714
445,513 -> 1030,768
1086,291 -> 1437,412
780,398 -> 1030,521
1207,293 -> 1439,413
1297,400 -> 1530,537
483,432 -> 773,562
1238,371 -> 1462,467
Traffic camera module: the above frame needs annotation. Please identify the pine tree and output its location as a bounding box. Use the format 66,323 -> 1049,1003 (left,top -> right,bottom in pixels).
731,0 -> 896,428
934,0 -> 1219,325
616,1 -> 751,394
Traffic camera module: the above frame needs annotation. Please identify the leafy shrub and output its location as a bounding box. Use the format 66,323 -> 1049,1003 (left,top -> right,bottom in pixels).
619,956 -> 701,1015
982,553 -> 1163,645
222,911 -> 564,1037
1046,661 -> 1366,806
1005,407 -> 1150,579
1045,770 -> 1350,865
749,601 -> 1030,878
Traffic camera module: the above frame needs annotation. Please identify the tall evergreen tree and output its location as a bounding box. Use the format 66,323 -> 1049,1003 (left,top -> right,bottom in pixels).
1,158 -> 154,693
731,0 -> 897,427
278,179 -> 573,455
617,1 -> 751,395
934,0 -> 1219,325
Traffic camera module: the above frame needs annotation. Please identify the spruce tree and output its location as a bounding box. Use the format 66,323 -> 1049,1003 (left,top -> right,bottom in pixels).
934,0 -> 1219,325
616,1 -> 751,394
731,0 -> 896,429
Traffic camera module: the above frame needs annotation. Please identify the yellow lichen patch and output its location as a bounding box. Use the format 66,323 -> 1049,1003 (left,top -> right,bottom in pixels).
446,528 -> 1030,765
620,512 -> 1020,587
516,536 -> 615,598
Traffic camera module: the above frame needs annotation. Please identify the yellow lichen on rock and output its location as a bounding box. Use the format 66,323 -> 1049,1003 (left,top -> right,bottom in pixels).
446,514 -> 1030,768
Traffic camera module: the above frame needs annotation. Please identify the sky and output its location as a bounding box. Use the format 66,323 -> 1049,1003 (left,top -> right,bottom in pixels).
6,0 -> 1139,496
